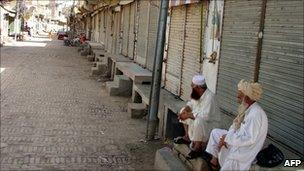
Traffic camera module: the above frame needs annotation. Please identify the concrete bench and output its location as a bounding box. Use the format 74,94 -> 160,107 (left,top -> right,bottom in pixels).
106,53 -> 132,79
87,41 -> 104,50
128,84 -> 151,119
154,147 -> 190,171
92,49 -> 107,63
155,88 -> 304,171
115,62 -> 152,84
158,89 -> 186,139
132,84 -> 151,104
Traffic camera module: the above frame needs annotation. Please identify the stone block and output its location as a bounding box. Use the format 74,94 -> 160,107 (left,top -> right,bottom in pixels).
127,103 -> 147,119
87,55 -> 95,62
173,144 -> 208,171
154,147 -> 189,171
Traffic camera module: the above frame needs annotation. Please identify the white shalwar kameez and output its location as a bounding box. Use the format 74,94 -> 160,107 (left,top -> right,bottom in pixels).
180,89 -> 220,142
206,102 -> 268,171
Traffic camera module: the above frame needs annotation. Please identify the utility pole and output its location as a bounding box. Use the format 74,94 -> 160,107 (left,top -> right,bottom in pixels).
14,0 -> 20,41
146,0 -> 169,140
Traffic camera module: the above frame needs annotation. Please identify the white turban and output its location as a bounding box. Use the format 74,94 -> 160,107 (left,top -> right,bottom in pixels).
238,79 -> 263,101
192,75 -> 206,86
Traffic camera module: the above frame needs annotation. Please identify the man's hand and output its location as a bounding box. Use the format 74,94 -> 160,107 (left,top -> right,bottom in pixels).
218,134 -> 228,150
178,106 -> 194,121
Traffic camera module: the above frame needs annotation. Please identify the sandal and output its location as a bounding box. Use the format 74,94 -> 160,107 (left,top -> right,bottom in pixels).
202,151 -> 219,171
207,161 -> 219,171
186,150 -> 202,159
173,137 -> 191,145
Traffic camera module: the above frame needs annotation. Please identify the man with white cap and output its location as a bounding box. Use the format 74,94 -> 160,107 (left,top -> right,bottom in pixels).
174,74 -> 220,159
204,79 -> 268,171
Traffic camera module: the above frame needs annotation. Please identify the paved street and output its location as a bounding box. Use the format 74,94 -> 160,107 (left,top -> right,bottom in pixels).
0,37 -> 161,170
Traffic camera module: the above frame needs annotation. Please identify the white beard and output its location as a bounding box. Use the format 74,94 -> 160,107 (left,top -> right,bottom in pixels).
232,100 -> 249,130
238,101 -> 248,116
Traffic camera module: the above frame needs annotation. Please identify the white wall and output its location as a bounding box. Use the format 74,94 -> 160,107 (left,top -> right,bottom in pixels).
202,0 -> 224,94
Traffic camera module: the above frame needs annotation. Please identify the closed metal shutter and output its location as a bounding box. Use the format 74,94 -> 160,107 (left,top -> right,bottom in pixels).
106,10 -> 113,53
217,1 -> 262,114
128,2 -> 136,59
165,6 -> 186,95
136,0 -> 149,66
95,14 -> 99,42
180,3 -> 204,101
113,12 -> 121,54
146,1 -> 160,71
98,12 -> 102,43
122,5 -> 130,56
99,11 -> 106,45
259,0 -> 304,154
91,15 -> 95,42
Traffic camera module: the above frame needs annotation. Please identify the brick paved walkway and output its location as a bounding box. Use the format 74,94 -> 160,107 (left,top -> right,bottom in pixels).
0,38 -> 161,170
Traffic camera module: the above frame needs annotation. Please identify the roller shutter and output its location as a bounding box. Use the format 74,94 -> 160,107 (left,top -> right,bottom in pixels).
99,11 -> 106,45
128,2 -> 136,59
259,0 -> 304,155
146,1 -> 160,71
217,0 -> 262,114
106,10 -> 113,53
121,5 -> 130,56
95,14 -> 99,42
136,0 -> 149,66
180,3 -> 204,101
164,6 -> 186,95
113,11 -> 121,54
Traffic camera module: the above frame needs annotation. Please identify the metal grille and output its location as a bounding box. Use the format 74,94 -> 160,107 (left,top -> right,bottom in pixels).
128,2 -> 136,59
165,6 -> 186,95
100,11 -> 106,45
217,0 -> 262,114
95,14 -> 99,42
106,10 -> 113,53
146,1 -> 160,71
122,5 -> 130,56
136,0 -> 149,66
259,0 -> 304,155
113,12 -> 121,54
180,3 -> 203,101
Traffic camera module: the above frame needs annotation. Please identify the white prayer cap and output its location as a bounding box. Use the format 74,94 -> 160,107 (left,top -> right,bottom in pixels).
192,75 -> 206,86
238,79 -> 263,101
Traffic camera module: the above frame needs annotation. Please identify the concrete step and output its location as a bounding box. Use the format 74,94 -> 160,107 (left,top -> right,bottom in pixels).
87,55 -> 94,62
173,144 -> 208,171
154,147 -> 190,171
105,81 -> 119,96
127,103 -> 147,119
105,81 -> 132,97
96,56 -> 105,62
91,67 -> 102,75
114,75 -> 132,87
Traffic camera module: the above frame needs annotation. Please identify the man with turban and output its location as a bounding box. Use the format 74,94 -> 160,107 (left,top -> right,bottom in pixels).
204,79 -> 268,170
174,75 -> 220,159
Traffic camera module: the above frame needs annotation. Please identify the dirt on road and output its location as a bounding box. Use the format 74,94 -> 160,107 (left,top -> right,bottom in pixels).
0,37 -> 163,170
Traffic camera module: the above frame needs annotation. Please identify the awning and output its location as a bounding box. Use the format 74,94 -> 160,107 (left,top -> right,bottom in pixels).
170,0 -> 201,7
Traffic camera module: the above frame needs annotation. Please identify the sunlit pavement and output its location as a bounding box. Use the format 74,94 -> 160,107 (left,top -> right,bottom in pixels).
0,37 -> 160,170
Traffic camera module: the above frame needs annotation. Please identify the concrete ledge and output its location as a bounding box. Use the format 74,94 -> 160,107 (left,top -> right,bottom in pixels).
80,49 -> 90,56
88,41 -> 104,50
173,144 -> 208,171
158,89 -> 186,139
127,103 -> 147,119
105,75 -> 132,97
116,62 -> 152,84
154,147 -> 189,171
106,53 -> 132,79
87,55 -> 95,62
132,84 -> 151,104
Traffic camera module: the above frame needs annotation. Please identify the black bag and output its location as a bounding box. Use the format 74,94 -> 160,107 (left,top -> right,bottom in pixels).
256,144 -> 285,168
